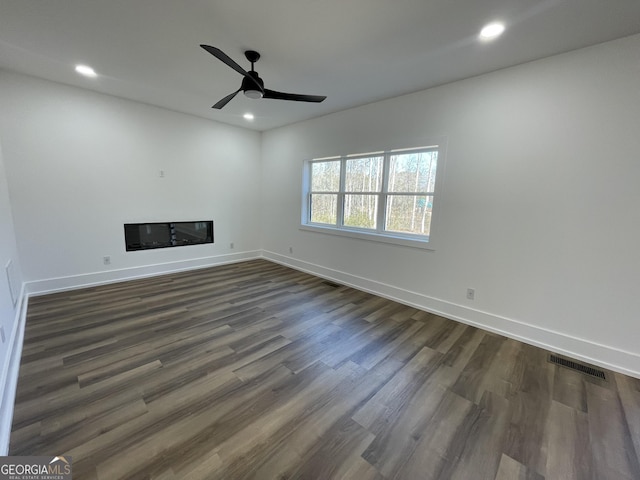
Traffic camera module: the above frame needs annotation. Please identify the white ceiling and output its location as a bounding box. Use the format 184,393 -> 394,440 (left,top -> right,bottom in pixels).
2,0 -> 640,131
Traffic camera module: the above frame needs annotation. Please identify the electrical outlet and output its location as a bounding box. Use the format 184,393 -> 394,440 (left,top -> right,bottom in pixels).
103,256 -> 111,265
230,242 -> 234,249
466,288 -> 475,300
0,326 -> 5,344
289,246 -> 293,254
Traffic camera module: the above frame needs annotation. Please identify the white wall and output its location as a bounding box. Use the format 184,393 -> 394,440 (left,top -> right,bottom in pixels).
261,34 -> 640,376
0,137 -> 24,453
0,140 -> 21,393
0,71 -> 262,292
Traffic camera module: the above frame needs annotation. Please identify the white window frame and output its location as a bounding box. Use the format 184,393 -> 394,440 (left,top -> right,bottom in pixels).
300,144 -> 444,250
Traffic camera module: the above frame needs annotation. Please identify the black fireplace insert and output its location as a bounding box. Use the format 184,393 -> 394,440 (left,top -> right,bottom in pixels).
124,221 -> 214,251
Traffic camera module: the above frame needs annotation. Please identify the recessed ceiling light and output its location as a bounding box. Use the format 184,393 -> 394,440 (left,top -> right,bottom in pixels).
479,22 -> 505,40
243,113 -> 255,121
75,64 -> 97,77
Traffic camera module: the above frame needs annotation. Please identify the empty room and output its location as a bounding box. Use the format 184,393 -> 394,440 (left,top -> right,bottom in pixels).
1,1 -> 639,479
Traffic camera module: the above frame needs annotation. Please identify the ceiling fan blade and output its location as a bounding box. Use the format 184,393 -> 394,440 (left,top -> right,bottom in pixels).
200,45 -> 263,92
212,88 -> 241,109
263,89 -> 326,103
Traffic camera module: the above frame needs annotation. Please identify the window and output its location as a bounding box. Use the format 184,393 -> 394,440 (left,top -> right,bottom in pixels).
303,146 -> 440,248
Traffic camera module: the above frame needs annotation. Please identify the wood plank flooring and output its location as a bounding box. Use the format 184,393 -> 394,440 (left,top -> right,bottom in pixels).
10,259 -> 640,479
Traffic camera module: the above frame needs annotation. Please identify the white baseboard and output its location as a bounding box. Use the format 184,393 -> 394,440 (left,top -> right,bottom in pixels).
262,250 -> 640,379
0,282 -> 28,455
26,250 -> 262,296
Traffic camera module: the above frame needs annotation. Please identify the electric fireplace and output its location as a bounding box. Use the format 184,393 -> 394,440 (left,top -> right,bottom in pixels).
124,221 -> 214,251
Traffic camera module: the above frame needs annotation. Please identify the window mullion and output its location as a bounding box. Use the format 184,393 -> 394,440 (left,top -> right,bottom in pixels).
305,161 -> 312,223
378,152 -> 390,233
337,156 -> 346,227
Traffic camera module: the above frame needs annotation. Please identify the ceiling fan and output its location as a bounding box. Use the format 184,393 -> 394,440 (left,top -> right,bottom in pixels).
200,45 -> 327,109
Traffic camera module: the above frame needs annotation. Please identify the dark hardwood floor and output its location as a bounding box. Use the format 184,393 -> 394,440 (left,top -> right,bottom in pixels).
9,259 -> 640,479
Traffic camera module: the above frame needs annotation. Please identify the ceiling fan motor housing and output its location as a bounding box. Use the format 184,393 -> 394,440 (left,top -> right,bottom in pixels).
242,72 -> 264,98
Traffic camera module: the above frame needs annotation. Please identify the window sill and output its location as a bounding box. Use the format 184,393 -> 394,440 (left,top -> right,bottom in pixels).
299,224 -> 435,250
